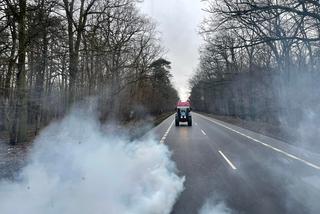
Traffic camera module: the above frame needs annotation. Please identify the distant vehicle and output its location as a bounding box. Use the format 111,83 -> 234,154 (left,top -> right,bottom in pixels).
175,101 -> 192,126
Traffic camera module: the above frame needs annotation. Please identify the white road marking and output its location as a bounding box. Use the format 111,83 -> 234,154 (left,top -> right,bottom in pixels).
219,150 -> 237,170
201,129 -> 207,136
160,120 -> 174,144
198,114 -> 320,170
195,122 -> 198,125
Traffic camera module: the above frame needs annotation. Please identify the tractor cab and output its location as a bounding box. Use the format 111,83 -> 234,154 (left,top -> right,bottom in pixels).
175,101 -> 192,126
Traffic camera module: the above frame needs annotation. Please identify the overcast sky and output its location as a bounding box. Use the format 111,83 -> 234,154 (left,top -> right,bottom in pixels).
139,0 -> 206,100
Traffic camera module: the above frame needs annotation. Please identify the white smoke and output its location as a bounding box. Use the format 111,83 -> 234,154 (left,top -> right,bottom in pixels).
199,199 -> 231,214
0,107 -> 185,214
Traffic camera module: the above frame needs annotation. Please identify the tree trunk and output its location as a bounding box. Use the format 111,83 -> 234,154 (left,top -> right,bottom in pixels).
34,28 -> 48,134
11,0 -> 27,144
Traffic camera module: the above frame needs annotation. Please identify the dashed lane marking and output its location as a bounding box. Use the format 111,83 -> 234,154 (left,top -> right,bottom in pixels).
219,150 -> 237,170
201,129 -> 207,136
198,114 -> 320,170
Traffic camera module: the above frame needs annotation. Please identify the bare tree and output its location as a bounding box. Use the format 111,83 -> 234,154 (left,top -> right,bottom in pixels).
0,0 -> 179,144
191,0 -> 320,123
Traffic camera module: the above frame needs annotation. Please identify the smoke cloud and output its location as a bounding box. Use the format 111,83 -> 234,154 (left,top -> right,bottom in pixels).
199,198 -> 231,214
0,106 -> 185,214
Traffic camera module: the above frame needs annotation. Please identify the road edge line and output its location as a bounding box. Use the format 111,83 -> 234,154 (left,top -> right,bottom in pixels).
198,113 -> 320,170
160,119 -> 174,144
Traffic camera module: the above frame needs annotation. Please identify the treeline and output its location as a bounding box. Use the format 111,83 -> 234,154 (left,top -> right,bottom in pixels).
0,0 -> 178,144
190,0 -> 320,126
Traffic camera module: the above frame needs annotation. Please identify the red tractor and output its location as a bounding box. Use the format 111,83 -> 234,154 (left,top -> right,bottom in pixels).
175,101 -> 192,126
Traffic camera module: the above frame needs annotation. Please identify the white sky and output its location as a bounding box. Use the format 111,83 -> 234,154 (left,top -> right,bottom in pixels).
139,0 -> 206,100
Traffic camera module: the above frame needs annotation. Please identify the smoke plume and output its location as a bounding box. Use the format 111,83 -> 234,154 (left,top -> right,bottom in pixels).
199,198 -> 231,214
0,106 -> 185,214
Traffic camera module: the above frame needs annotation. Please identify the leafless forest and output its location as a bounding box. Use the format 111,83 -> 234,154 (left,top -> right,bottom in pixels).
0,0 -> 178,144
190,0 -> 320,140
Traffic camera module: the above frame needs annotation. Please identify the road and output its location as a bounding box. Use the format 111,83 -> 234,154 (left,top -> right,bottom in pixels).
150,112 -> 320,214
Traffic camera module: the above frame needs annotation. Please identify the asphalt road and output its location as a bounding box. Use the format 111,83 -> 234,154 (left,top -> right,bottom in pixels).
151,112 -> 320,214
